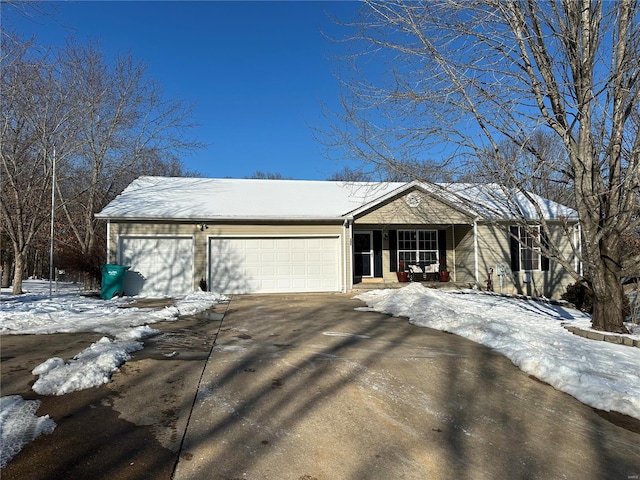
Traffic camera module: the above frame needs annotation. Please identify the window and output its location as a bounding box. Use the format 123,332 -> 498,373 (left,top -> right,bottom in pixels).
397,230 -> 438,267
520,227 -> 541,270
512,226 -> 543,271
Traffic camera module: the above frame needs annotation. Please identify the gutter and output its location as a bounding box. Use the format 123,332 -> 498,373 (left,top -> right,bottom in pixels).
94,215 -> 349,223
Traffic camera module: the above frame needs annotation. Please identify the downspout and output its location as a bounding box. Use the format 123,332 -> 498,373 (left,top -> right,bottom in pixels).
106,220 -> 111,264
348,219 -> 353,291
474,218 -> 479,289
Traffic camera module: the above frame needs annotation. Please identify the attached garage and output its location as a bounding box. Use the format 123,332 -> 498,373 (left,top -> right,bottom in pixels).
209,236 -> 340,294
119,236 -> 194,297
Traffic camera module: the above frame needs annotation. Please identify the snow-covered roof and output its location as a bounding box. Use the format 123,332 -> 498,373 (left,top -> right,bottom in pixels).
428,182 -> 578,220
96,177 -> 404,221
95,176 -> 577,221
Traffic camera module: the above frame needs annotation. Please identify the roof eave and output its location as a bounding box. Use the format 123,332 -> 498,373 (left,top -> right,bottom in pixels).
94,214 -> 348,223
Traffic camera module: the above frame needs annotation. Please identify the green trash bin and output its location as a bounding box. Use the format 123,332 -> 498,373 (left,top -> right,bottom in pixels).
101,264 -> 130,299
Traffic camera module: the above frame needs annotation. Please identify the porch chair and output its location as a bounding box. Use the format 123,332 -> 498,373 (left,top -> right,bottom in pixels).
407,263 -> 439,282
407,264 -> 421,282
424,262 -> 440,281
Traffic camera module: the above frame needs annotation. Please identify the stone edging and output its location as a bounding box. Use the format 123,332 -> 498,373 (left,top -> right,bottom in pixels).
564,325 -> 640,348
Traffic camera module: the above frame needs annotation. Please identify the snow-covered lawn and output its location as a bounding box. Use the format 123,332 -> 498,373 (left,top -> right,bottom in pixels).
1,280 -> 639,468
0,279 -> 227,467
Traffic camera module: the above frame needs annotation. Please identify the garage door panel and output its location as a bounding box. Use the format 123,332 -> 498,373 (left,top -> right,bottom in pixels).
275,251 -> 290,262
260,266 -> 276,276
245,252 -> 260,263
290,239 -> 306,250
273,265 -> 288,276
307,252 -> 324,263
291,252 -> 306,262
209,236 -> 340,294
259,252 -> 274,263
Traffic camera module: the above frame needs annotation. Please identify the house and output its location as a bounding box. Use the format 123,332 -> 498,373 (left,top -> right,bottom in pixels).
95,176 -> 580,298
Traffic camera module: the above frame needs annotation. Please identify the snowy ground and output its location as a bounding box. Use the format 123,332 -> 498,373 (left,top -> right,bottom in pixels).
0,279 -> 226,467
1,280 -> 639,468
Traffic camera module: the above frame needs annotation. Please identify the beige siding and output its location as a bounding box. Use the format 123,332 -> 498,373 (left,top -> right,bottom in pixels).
474,222 -> 577,298
451,224 -> 475,284
109,221 -> 347,292
475,224 -> 510,291
356,190 -> 473,225
382,250 -> 396,283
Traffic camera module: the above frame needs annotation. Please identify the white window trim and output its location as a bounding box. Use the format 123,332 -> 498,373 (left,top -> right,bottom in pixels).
397,229 -> 439,267
518,225 -> 542,272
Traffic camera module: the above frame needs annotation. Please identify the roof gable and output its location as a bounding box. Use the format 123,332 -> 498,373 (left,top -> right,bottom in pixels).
352,184 -> 475,225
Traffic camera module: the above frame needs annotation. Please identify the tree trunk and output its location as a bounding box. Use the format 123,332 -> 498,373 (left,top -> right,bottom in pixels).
591,281 -> 628,333
590,248 -> 629,333
1,256 -> 13,288
83,271 -> 93,290
12,252 -> 24,295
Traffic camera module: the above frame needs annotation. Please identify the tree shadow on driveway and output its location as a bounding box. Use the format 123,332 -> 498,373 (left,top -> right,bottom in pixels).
174,293 -> 640,480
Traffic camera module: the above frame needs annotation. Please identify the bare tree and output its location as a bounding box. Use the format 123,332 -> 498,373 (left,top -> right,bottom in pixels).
326,159 -> 455,182
53,41 -> 201,287
0,35 -> 75,294
326,165 -> 374,182
247,171 -> 290,180
462,131 -> 575,207
1,33 -> 201,292
327,0 -> 639,333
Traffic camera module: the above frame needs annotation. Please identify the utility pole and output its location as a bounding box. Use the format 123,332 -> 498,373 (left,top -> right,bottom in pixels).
49,145 -> 56,298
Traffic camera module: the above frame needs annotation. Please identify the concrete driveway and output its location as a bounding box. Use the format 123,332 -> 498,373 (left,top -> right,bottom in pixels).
173,293 -> 640,480
2,293 -> 639,479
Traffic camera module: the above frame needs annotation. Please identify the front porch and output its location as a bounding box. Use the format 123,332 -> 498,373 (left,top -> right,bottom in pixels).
350,223 -> 475,289
351,277 -> 475,292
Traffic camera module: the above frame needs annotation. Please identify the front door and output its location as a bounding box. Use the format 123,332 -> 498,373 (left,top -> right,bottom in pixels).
354,232 -> 373,277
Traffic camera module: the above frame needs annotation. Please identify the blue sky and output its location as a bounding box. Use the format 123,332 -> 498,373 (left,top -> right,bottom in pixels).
4,1 -> 361,180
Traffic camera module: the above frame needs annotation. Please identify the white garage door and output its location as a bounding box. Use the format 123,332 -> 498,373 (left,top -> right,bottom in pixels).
119,236 -> 194,297
209,236 -> 340,294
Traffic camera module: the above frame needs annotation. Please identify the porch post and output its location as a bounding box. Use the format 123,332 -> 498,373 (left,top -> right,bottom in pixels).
451,224 -> 456,282
474,218 -> 479,288
343,219 -> 352,292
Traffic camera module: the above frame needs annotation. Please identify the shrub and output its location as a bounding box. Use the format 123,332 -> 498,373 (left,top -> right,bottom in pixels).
562,279 -> 630,317
561,281 -> 593,313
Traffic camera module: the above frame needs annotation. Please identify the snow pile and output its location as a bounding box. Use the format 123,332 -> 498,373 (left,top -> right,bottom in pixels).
0,284 -> 227,336
356,283 -> 640,420
0,293 -> 158,336
0,396 -> 56,467
30,331 -> 156,396
151,289 -> 227,320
